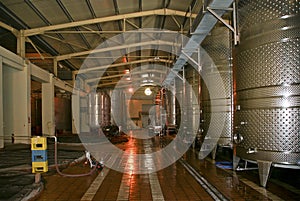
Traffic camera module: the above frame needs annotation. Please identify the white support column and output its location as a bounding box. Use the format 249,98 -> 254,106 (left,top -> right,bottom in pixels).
72,90 -> 80,134
3,62 -> 31,144
15,64 -> 31,143
53,58 -> 58,77
26,64 -> 31,141
42,74 -> 55,135
26,63 -> 31,140
17,30 -> 26,58
0,57 -> 3,148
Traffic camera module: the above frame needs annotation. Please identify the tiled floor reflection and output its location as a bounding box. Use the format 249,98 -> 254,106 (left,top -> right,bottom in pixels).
36,130 -> 297,201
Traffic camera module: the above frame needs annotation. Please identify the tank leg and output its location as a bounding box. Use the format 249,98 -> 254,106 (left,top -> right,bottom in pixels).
257,160 -> 272,187
211,146 -> 217,160
198,149 -> 206,160
198,142 -> 211,159
233,155 -> 240,170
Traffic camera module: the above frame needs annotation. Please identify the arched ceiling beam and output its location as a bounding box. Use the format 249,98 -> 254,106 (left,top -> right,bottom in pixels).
87,68 -> 168,85
0,21 -> 19,37
76,58 -> 173,74
96,78 -> 163,88
56,40 -> 181,61
23,9 -> 197,37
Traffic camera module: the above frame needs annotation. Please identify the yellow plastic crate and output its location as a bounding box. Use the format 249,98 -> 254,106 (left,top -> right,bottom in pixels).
32,161 -> 48,173
31,137 -> 47,150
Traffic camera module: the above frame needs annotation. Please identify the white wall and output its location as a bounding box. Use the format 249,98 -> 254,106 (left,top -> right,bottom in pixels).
3,63 -> 31,144
0,57 -> 3,148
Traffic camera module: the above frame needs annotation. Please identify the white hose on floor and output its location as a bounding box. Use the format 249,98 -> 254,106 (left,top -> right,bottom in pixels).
47,136 -> 98,177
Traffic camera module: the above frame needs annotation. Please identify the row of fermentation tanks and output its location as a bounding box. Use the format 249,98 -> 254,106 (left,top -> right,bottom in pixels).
198,0 -> 299,187
79,0 -> 299,187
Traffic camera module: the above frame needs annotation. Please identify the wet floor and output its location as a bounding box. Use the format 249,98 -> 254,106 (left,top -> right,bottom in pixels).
35,130 -> 300,201
0,141 -> 86,201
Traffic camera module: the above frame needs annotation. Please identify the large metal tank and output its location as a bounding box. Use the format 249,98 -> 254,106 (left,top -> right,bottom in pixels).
185,66 -> 201,139
200,24 -> 233,159
174,66 -> 200,140
235,0 -> 300,187
175,80 -> 183,129
111,89 -> 127,130
88,91 -> 111,129
55,96 -> 72,133
31,95 -> 42,135
165,88 -> 176,127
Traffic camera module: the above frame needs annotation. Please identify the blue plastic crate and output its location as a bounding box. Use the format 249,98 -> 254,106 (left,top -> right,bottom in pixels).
31,150 -> 47,162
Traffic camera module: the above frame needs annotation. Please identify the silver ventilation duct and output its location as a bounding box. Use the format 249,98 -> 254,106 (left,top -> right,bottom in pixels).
163,0 -> 234,86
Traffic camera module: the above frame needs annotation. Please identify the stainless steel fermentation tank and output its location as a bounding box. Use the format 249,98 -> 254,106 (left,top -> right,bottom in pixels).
175,66 -> 200,143
164,89 -> 176,127
55,96 -> 72,133
88,91 -> 111,129
175,80 -> 183,130
200,24 -> 233,159
31,95 -> 42,135
185,67 -> 201,142
111,89 -> 127,130
234,0 -> 300,187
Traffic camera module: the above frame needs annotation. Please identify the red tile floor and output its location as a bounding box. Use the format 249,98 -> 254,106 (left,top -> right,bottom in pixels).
35,130 -> 299,201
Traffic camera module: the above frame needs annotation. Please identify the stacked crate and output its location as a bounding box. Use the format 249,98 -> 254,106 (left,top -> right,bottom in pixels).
31,137 -> 48,173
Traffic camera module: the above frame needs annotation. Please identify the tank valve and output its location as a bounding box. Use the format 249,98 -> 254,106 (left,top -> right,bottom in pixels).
233,133 -> 244,144
246,148 -> 257,154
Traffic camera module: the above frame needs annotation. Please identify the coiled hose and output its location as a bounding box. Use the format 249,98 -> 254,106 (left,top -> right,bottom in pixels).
48,136 -> 98,177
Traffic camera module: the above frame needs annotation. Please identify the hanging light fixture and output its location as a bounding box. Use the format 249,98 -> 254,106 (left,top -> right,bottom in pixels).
144,87 -> 152,96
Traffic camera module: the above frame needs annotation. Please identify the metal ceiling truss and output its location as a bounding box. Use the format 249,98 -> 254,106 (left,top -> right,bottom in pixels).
24,0 -> 76,53
88,68 -> 168,84
182,0 -> 198,29
85,0 -> 103,32
4,6 -> 198,74
151,0 -> 171,60
0,2 -> 77,70
97,76 -> 164,88
42,34 -> 89,51
3,1 -> 236,86
0,21 -> 19,37
77,58 -> 173,74
23,9 -> 197,37
56,0 -> 91,49
55,40 -> 181,61
112,0 -> 123,31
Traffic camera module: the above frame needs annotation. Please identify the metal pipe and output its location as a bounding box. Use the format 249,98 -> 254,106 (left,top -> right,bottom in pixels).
232,1 -> 238,45
236,167 -> 258,171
